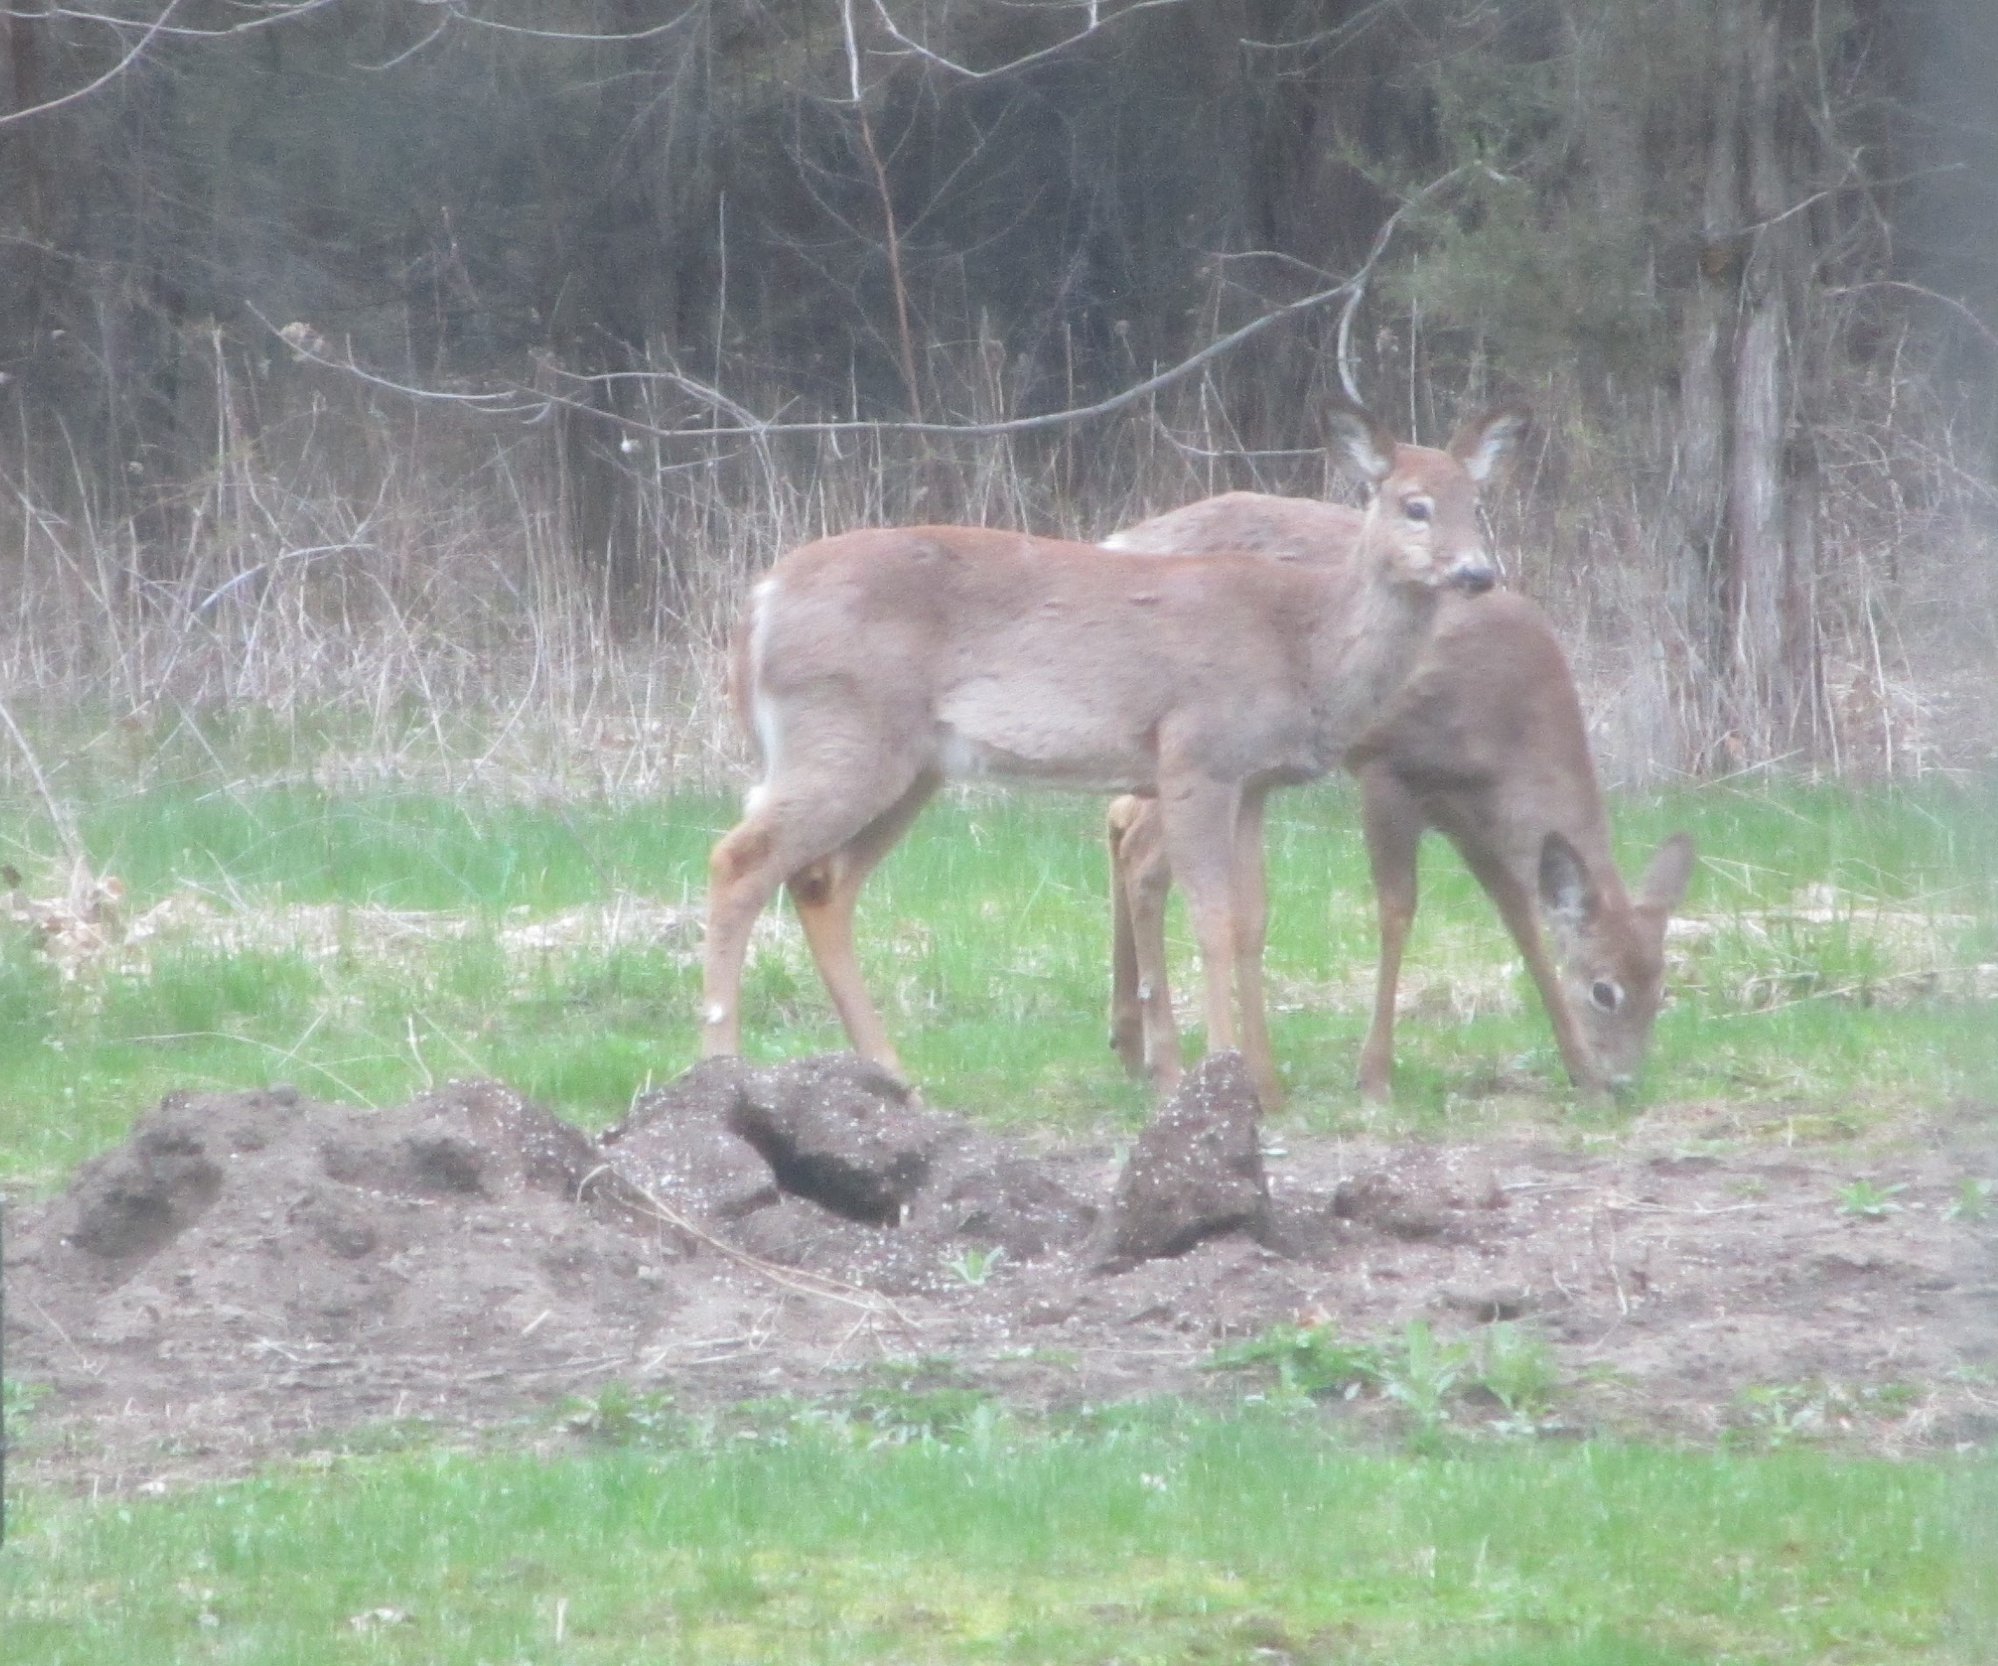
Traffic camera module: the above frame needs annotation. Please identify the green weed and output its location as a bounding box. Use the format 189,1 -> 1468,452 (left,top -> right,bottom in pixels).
1838,1178 -> 1909,1219
942,1244 -> 1006,1285
1947,1177 -> 1994,1223
1731,1380 -> 1924,1450
1207,1322 -> 1385,1402
1211,1319 -> 1569,1446
560,1383 -> 687,1448
1379,1319 -> 1475,1449
1473,1323 -> 1564,1429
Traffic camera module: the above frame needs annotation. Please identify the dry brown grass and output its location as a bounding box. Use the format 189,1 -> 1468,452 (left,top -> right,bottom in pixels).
1,356 -> 1989,799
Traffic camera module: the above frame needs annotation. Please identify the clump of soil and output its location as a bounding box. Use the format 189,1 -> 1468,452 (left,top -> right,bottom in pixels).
4,1059 -> 1994,1490
1096,1051 -> 1274,1266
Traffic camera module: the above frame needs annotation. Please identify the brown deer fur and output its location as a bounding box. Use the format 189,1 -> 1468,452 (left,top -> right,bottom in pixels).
1102,491 -> 1693,1103
701,405 -> 1527,1107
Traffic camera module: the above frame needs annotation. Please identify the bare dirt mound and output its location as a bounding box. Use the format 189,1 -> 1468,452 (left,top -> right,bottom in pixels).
5,1060 -> 1994,1489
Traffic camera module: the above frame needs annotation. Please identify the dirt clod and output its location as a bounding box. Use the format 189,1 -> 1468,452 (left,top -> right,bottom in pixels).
599,1056 -> 780,1220
4,1061 -> 1994,1490
726,1054 -> 945,1225
1098,1052 -> 1273,1267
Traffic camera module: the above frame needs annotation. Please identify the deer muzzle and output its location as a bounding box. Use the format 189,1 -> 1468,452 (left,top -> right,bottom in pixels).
1446,559 -> 1497,596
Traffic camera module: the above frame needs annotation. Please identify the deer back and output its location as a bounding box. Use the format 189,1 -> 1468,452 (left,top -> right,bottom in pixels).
744,526 -> 1393,796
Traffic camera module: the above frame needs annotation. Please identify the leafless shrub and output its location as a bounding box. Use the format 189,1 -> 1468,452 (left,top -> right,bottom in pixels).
0,326 -> 1988,801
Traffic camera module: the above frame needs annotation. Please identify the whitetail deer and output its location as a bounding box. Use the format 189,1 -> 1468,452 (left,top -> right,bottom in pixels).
1103,492 -> 1695,1103
701,401 -> 1527,1107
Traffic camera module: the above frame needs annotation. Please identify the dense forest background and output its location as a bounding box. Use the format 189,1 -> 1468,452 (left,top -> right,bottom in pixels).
2,0 -> 1994,784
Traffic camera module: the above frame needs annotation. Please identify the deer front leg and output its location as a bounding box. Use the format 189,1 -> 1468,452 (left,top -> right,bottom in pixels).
1356,768 -> 1422,1104
1229,784 -> 1284,1110
1129,848 -> 1182,1091
1108,797 -> 1184,1091
1466,844 -> 1611,1104
1106,797 -> 1153,1078
1156,772 -> 1249,1094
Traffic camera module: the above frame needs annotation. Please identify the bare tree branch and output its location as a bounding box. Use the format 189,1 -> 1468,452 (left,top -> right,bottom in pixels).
0,0 -> 187,127
1826,281 -> 1998,360
252,164 -> 1487,447
414,1 -> 709,47
843,0 -> 924,420
42,0 -> 338,43
868,0 -> 1189,81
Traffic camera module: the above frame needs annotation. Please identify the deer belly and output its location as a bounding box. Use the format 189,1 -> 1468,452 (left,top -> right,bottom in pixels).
934,684 -> 1152,791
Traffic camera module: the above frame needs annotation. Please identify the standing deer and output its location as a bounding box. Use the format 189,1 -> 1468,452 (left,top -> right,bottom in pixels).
701,401 -> 1527,1107
1102,492 -> 1695,1104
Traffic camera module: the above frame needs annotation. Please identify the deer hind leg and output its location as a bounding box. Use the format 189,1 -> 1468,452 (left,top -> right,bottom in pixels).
701,750 -> 930,1065
1357,768 -> 1423,1105
702,815 -> 785,1059
786,768 -> 940,1077
1228,784 -> 1283,1110
1107,797 -> 1182,1089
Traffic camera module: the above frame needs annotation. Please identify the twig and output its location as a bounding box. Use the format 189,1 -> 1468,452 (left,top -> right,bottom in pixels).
1600,1197 -> 1767,1217
19,1288 -> 102,1376
1596,1207 -> 1630,1317
637,1331 -> 773,1372
575,1166 -> 919,1331
116,1029 -> 377,1107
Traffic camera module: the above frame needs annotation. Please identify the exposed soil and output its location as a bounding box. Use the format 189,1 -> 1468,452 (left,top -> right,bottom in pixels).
5,1057 -> 1994,1492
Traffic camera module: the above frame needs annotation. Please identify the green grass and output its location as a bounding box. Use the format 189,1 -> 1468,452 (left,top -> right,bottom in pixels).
1,1420 -> 1980,1664
3,738 -> 1993,1661
2,762 -> 1994,1187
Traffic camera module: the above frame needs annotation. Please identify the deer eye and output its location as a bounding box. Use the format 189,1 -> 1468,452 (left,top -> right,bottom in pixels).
1402,496 -> 1433,524
1589,980 -> 1623,1013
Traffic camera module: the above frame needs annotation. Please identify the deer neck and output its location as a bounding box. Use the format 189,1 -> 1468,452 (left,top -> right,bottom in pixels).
1307,543 -> 1447,752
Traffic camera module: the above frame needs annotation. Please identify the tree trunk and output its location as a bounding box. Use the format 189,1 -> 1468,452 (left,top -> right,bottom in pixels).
1726,4 -> 1801,749
1675,0 -> 1818,766
1673,0 -> 1744,743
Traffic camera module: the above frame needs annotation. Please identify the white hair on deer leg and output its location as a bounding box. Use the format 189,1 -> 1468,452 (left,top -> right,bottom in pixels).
744,576 -> 782,812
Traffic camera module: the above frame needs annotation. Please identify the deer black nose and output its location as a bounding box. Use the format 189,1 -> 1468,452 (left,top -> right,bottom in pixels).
1450,563 -> 1497,596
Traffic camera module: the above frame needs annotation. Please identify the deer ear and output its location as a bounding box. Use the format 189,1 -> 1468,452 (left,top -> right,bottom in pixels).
1326,402 -> 1398,487
1638,832 -> 1696,913
1537,832 -> 1596,934
1448,403 -> 1531,486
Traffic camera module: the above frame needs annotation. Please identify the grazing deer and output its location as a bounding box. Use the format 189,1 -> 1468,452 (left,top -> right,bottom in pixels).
701,401 -> 1527,1108
1102,492 -> 1695,1104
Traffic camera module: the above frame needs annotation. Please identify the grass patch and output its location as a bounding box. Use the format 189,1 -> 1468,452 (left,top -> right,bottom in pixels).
3,741 -> 1991,1664
1,755 -> 1994,1187
0,1423 -> 1975,1664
